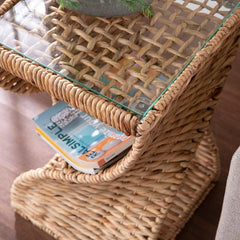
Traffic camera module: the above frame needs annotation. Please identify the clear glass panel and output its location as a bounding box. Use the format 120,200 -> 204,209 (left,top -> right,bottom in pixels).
0,0 -> 239,116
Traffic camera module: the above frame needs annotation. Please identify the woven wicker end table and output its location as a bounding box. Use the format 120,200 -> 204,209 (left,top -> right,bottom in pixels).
0,0 -> 239,239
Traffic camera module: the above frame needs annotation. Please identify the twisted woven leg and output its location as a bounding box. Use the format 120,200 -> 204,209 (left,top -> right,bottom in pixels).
0,67 -> 39,94
11,128 -> 219,240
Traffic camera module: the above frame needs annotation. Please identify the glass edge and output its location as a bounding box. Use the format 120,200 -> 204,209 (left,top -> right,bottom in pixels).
1,2 -> 239,119
0,42 -> 143,117
142,2 -> 240,119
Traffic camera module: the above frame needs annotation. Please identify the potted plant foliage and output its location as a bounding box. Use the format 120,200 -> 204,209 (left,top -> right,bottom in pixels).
58,0 -> 153,17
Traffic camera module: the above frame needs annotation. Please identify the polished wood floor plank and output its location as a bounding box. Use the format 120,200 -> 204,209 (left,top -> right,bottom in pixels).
0,92 -> 55,240
0,48 -> 239,240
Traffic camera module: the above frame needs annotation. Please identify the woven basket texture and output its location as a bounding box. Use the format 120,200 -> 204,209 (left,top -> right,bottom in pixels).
10,8 -> 240,239
0,0 -> 236,114
11,129 -> 219,240
0,0 -> 239,239
0,67 -> 39,93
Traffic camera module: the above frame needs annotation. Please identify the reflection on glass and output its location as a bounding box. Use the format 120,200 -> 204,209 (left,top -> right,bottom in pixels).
0,0 -> 239,116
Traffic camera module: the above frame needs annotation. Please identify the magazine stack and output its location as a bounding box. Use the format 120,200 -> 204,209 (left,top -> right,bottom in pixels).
33,101 -> 134,174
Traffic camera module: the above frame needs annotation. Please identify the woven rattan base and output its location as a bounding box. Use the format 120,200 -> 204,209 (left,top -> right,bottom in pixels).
11,128 -> 219,240
2,2 -> 239,239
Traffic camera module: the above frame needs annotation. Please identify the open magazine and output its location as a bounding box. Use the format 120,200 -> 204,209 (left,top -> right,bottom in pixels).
33,101 -> 134,174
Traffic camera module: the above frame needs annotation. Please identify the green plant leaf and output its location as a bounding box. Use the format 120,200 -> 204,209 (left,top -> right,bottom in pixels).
121,0 -> 153,17
59,0 -> 153,17
59,0 -> 78,10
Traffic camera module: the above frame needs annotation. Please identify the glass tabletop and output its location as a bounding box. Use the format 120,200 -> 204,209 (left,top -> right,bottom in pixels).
0,0 -> 239,117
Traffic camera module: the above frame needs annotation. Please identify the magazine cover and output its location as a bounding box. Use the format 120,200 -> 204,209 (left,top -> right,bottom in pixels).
33,101 -> 134,173
36,127 -> 98,174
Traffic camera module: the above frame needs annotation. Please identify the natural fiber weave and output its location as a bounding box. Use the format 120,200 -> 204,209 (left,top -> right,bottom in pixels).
11,129 -> 219,240
0,45 -> 139,135
11,10 -> 240,237
37,0 -> 240,110
0,0 -> 236,113
0,0 -> 19,15
0,0 -> 239,239
0,67 -> 39,93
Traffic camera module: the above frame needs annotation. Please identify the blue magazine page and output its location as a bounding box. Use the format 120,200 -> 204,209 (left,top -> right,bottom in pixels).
33,101 -> 134,171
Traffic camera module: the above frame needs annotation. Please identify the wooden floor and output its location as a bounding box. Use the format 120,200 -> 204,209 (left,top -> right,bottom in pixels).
0,48 -> 239,240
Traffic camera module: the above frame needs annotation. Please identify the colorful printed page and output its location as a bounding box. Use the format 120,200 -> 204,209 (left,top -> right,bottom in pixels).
33,101 -> 134,171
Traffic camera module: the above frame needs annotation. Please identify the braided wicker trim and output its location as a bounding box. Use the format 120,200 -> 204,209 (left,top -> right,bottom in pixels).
0,0 -> 20,15
11,129 -> 220,240
0,2 -> 239,182
138,7 -> 240,135
0,46 -> 139,136
31,136 -> 145,184
1,6 -> 239,183
0,0 -> 235,114
0,67 -> 39,93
